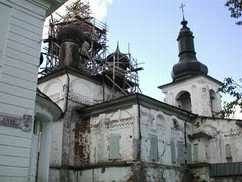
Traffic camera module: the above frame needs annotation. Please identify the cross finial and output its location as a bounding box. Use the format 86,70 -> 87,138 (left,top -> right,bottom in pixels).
179,2 -> 186,21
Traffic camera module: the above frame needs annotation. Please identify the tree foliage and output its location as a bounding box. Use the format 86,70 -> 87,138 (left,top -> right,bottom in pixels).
225,0 -> 242,25
219,77 -> 242,117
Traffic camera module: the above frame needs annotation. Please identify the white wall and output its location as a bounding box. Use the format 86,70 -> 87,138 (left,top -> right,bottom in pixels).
193,118 -> 242,164
139,105 -> 193,181
161,76 -> 222,116
89,106 -> 138,163
38,73 -> 124,110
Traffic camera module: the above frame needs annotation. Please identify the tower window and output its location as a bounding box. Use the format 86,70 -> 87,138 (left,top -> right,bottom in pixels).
209,89 -> 217,116
176,91 -> 192,112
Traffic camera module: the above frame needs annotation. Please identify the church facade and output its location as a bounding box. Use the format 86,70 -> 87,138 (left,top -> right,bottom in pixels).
37,3 -> 242,181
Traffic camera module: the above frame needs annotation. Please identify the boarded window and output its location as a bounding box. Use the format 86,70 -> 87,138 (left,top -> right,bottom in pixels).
225,144 -> 232,160
177,141 -> 185,163
109,134 -> 120,159
209,89 -> 217,116
97,138 -> 104,161
170,139 -> 176,163
187,143 -> 192,163
149,135 -> 158,161
193,144 -> 199,161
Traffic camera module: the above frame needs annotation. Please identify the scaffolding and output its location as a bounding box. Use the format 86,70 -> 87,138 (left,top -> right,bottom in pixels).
39,0 -> 142,97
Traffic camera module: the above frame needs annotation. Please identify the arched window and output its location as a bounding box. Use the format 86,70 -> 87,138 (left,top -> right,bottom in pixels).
209,89 -> 216,115
176,91 -> 192,112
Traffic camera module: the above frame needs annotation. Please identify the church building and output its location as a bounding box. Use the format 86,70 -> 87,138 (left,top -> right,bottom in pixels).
37,2 -> 242,182
38,4 -> 242,182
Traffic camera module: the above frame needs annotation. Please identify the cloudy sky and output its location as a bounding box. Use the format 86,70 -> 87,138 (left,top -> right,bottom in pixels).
47,0 -> 242,100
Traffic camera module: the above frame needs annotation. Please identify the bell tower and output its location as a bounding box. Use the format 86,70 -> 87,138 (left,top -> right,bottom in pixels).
158,16 -> 222,117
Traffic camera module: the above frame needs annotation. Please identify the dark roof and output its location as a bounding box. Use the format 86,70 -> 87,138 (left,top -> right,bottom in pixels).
38,67 -> 103,85
158,74 -> 223,89
78,93 -> 197,121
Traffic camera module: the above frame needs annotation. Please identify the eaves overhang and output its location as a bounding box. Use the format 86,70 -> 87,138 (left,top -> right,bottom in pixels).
36,89 -> 63,121
31,0 -> 66,16
79,93 -> 197,121
158,74 -> 223,90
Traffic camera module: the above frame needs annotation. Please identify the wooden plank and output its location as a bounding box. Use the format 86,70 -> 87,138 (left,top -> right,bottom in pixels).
5,47 -> 39,66
7,29 -> 41,49
0,2 -> 11,66
4,61 -> 38,76
0,176 -> 29,182
0,81 -> 35,96
5,52 -> 38,68
6,38 -> 40,57
9,21 -> 42,37
13,0 -> 46,18
0,83 -> 35,101
3,64 -> 37,81
8,31 -> 41,50
0,165 -> 28,177
11,16 -> 41,34
0,156 -> 29,168
0,133 -> 32,148
0,93 -> 35,110
2,65 -> 37,83
0,126 -> 32,139
4,56 -> 38,75
0,103 -> 33,116
0,147 -> 30,160
12,8 -> 44,29
0,147 -> 30,158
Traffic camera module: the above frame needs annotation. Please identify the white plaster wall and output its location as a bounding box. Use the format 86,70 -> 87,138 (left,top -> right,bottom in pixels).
49,120 -> 64,166
190,137 -> 209,163
193,118 -> 242,164
39,75 -> 66,110
144,167 -> 182,182
38,73 -> 123,110
73,167 -> 133,182
161,76 -> 222,116
89,105 -> 138,163
140,106 -> 189,165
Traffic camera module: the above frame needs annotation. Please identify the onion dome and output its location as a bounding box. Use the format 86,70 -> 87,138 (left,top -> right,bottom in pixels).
172,19 -> 208,81
107,43 -> 130,70
56,24 -> 89,45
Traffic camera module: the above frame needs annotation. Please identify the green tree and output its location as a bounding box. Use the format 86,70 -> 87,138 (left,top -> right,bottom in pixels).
225,0 -> 242,25
219,78 -> 242,117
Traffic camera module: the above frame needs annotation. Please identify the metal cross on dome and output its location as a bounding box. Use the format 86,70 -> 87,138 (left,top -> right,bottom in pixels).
179,2 -> 186,20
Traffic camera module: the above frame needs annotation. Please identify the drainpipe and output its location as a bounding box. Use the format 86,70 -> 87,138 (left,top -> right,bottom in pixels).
63,68 -> 70,115
184,118 -> 187,165
136,94 -> 141,160
182,114 -> 195,182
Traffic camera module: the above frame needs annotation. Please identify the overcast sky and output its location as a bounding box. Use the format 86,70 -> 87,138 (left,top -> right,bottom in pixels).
48,0 -> 242,100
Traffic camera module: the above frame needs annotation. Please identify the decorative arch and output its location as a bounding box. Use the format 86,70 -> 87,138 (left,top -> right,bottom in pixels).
42,79 -> 63,100
175,91 -> 192,112
156,113 -> 166,129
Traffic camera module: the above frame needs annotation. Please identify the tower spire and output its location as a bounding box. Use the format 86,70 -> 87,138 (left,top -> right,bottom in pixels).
171,6 -> 208,81
179,2 -> 186,21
